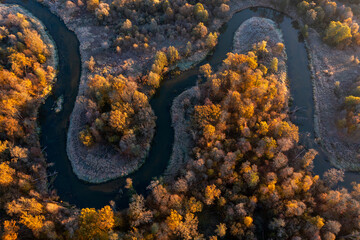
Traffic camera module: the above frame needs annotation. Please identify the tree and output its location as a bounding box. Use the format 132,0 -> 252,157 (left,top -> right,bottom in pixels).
253,40 -> 268,56
217,4 -> 230,18
193,22 -> 208,39
9,52 -> 31,76
109,109 -> 128,133
199,63 -> 212,78
285,200 -> 306,217
184,41 -> 192,57
76,206 -> 115,240
147,71 -> 161,88
206,32 -> 218,48
122,19 -> 132,32
323,168 -> 345,187
23,28 -> 45,55
274,42 -> 285,55
0,162 -> 15,186
167,46 -> 179,64
305,9 -> 317,25
166,209 -> 182,232
204,184 -> 221,205
215,223 -> 227,238
324,21 -> 352,46
324,1 -> 337,20
187,197 -> 203,213
20,213 -> 45,237
194,3 -> 208,22
79,128 -> 94,147
203,124 -> 215,141
270,57 -> 278,73
244,216 -> 253,227
86,56 -> 96,72
2,220 -> 19,240
95,2 -> 110,21
345,95 -> 360,109
86,0 -> 99,11
302,149 -> 317,168
128,195 -> 153,227
194,104 -> 221,128
6,197 -> 43,216
151,51 -> 168,74
297,1 -> 310,15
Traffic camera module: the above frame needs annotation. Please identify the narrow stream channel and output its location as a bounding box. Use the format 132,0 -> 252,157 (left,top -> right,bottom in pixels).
4,1 -> 360,209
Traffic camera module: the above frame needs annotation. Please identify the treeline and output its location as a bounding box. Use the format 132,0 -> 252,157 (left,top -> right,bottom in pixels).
0,11 -> 75,239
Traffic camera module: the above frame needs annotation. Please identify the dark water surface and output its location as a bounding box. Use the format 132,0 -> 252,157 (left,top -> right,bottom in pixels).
4,1 -> 360,208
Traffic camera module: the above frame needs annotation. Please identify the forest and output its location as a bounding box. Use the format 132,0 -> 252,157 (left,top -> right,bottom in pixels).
0,9 -> 68,240
2,0 -> 360,239
111,41 -> 360,240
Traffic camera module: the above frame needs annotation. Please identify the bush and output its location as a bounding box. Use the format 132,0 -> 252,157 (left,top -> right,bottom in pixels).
206,32 -> 218,48
193,22 -> 208,39
86,0 -> 99,11
344,95 -> 360,109
79,128 -> 94,147
324,21 -> 352,46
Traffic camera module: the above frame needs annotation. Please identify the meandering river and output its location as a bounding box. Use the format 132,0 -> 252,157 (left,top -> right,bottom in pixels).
4,0 -> 360,209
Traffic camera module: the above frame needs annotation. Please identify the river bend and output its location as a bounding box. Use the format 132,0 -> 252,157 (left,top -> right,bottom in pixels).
4,1 -> 360,208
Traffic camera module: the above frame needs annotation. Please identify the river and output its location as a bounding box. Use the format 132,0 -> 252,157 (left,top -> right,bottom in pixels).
4,0 -> 360,209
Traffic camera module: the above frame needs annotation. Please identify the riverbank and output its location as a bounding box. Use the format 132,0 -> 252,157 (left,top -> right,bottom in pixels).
165,86 -> 200,177
306,28 -> 360,171
167,16 -> 288,178
271,3 -> 360,171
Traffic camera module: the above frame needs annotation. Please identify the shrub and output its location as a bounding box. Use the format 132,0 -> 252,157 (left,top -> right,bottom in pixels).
324,21 -> 352,46
79,128 -> 94,147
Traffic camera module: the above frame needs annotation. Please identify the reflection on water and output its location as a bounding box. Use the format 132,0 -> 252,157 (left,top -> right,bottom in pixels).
4,1 -> 360,208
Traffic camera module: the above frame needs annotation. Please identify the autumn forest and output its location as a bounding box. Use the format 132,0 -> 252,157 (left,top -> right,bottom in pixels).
1,0 -> 360,239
